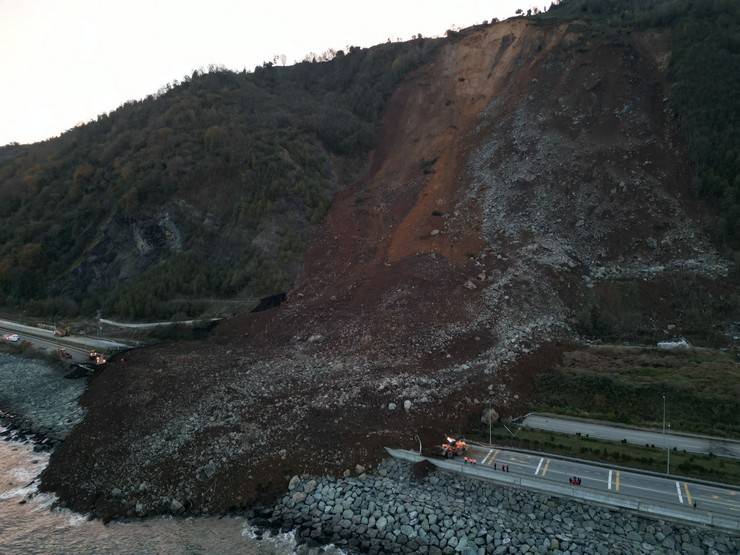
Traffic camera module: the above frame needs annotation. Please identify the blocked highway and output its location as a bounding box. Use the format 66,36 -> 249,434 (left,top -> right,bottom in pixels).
389,444 -> 740,532
466,444 -> 740,519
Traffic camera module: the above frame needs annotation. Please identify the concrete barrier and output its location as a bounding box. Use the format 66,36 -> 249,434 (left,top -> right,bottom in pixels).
386,448 -> 740,533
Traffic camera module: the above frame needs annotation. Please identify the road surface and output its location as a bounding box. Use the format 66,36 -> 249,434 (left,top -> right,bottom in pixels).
522,414 -> 740,460
0,320 -> 129,363
462,444 -> 740,522
100,317 -> 221,329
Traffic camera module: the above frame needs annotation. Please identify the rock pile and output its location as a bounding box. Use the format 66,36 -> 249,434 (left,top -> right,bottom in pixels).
270,460 -> 739,554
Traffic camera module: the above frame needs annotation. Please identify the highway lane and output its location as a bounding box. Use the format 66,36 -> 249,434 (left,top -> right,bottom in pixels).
466,444 -> 740,519
522,414 -> 740,460
0,324 -> 103,363
0,319 -> 129,350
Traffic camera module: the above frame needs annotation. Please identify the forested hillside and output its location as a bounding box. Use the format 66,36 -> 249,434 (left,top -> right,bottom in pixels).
1,0 -> 738,321
0,38 -> 441,319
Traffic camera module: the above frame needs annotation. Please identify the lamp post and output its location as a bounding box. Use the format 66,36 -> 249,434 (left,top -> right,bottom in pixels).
489,400 -> 493,445
663,394 -> 670,474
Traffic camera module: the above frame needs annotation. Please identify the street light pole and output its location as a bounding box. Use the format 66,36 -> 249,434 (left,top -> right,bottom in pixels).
489,400 -> 492,445
663,394 -> 670,474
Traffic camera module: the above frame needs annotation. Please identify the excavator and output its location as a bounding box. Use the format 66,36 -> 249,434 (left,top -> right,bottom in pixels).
441,436 -> 468,458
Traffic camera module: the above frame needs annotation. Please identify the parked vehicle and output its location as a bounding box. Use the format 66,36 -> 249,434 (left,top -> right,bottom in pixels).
2,333 -> 20,343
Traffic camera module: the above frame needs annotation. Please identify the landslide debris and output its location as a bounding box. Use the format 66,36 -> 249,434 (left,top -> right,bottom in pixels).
42,16 -> 736,519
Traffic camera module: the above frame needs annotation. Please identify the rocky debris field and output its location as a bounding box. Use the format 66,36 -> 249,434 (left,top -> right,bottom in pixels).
268,460 -> 739,555
39,19 -> 737,519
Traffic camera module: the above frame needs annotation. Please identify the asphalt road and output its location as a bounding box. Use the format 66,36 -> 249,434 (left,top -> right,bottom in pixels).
522,414 -> 740,460
0,321 -> 128,363
465,444 -> 740,520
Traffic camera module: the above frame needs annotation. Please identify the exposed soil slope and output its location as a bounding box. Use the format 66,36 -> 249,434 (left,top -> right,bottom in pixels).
42,19 -> 735,518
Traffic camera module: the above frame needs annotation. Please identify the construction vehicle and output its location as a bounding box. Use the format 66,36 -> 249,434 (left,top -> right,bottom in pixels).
441,436 -> 467,458
88,351 -> 107,365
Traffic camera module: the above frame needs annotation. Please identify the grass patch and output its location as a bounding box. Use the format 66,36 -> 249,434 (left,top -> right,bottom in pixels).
469,425 -> 740,486
532,345 -> 740,438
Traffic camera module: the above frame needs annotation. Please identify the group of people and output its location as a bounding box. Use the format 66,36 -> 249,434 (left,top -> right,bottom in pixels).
493,463 -> 510,472
569,477 -> 582,486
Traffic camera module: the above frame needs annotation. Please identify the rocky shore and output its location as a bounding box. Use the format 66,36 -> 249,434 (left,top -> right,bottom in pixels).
0,353 -> 85,442
267,460 -> 739,555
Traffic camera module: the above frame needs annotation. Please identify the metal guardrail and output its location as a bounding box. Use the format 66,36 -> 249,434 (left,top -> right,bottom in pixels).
386,448 -> 740,533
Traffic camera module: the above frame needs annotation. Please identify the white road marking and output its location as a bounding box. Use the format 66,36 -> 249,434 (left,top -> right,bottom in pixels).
608,470 -> 612,490
481,449 -> 493,465
676,481 -> 684,504
535,457 -> 543,476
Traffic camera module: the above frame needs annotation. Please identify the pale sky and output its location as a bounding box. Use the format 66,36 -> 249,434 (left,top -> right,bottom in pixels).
1,0 -> 547,146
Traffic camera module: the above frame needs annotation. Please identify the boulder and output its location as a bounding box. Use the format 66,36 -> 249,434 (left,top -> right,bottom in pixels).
480,407 -> 499,426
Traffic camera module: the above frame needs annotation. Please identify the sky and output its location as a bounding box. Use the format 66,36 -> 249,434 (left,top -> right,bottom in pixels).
1,0 -> 549,146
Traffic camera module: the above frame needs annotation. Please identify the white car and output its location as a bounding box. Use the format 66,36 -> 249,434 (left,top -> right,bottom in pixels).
2,333 -> 20,342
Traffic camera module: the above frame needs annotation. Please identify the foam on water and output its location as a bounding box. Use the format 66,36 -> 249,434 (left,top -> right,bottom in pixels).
0,434 -> 297,554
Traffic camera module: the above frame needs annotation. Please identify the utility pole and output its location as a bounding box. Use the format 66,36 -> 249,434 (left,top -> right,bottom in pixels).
489,399 -> 493,445
663,394 -> 670,474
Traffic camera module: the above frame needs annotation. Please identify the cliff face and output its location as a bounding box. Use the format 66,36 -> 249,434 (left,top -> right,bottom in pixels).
41,19 -> 734,517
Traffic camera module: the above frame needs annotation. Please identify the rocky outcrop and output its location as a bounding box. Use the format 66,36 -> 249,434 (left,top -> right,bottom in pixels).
271,460 -> 740,555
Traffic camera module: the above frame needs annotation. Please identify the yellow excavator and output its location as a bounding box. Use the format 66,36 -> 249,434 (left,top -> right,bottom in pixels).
441,436 -> 467,458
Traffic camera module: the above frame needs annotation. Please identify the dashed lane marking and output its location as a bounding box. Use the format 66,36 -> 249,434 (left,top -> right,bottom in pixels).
676,481 -> 684,504
535,457 -> 544,476
488,449 -> 500,466
541,459 -> 550,477
615,471 -> 620,492
481,449 -> 493,465
608,470 -> 612,491
683,482 -> 693,506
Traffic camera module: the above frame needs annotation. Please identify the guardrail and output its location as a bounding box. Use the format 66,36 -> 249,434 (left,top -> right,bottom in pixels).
386,448 -> 740,533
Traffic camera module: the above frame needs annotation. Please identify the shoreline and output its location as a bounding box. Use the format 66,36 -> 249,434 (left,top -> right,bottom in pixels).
268,459 -> 740,554
0,409 -> 57,452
